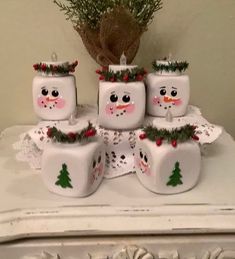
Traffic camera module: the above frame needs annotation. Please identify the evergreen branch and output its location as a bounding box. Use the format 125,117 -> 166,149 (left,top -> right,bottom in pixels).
54,0 -> 163,29
152,60 -> 189,73
33,61 -> 78,74
96,66 -> 147,82
47,122 -> 97,143
142,124 -> 198,144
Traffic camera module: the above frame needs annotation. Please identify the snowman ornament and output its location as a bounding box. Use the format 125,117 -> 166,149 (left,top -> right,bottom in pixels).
135,115 -> 201,194
96,54 -> 147,130
32,60 -> 78,121
146,60 -> 190,117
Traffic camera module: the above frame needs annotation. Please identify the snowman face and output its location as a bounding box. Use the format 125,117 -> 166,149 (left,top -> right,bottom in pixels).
33,76 -> 76,120
105,89 -> 135,117
99,82 -> 145,129
147,74 -> 190,117
37,86 -> 65,110
135,148 -> 152,176
90,150 -> 104,184
152,85 -> 182,110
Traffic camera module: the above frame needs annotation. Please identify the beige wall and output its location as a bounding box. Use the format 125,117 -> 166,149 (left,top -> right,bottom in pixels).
0,0 -> 234,137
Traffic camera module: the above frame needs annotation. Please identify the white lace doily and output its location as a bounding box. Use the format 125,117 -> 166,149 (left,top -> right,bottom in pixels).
13,105 -> 223,177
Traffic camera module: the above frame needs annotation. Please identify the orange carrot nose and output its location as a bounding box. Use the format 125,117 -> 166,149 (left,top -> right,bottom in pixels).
116,104 -> 130,110
46,97 -> 58,102
163,96 -> 180,103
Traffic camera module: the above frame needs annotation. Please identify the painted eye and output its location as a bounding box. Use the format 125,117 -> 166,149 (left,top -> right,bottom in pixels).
92,160 -> 96,168
122,95 -> 130,103
41,89 -> 48,96
110,94 -> 118,102
160,89 -> 166,96
144,155 -> 148,163
140,151 -> 143,158
51,90 -> 59,97
98,155 -> 101,163
171,90 -> 177,97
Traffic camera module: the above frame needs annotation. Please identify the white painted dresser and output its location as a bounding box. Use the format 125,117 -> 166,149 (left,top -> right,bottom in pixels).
0,126 -> 235,259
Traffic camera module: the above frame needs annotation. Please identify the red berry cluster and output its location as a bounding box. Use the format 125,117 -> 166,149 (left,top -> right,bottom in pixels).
33,60 -> 78,74
96,66 -> 147,83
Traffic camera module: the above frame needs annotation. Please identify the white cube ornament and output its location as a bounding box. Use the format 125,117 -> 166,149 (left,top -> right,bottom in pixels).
135,120 -> 201,194
32,61 -> 78,120
97,66 -> 146,130
147,60 -> 190,117
41,121 -> 105,197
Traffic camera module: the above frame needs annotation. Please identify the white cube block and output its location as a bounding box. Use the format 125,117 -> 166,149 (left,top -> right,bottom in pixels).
42,140 -> 105,197
32,75 -> 77,120
146,73 -> 190,117
98,82 -> 146,130
135,139 -> 201,194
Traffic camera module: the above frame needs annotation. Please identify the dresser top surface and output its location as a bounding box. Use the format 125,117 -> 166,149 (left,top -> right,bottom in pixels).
0,125 -> 235,242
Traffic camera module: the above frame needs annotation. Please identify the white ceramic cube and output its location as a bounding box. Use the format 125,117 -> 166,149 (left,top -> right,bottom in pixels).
32,75 -> 77,120
42,139 -> 105,197
146,73 -> 190,117
135,139 -> 201,194
98,82 -> 146,130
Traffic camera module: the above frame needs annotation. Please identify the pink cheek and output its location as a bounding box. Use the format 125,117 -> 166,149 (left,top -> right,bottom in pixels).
145,167 -> 151,176
173,99 -> 182,106
126,103 -> 135,113
37,96 -> 48,107
55,98 -> 65,109
153,96 -> 161,105
105,103 -> 116,115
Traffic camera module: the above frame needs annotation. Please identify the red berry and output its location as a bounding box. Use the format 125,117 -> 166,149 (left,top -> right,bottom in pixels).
139,133 -> 146,140
47,128 -> 53,138
85,129 -> 96,137
123,74 -> 129,82
110,77 -> 115,82
143,69 -> 147,74
171,140 -> 177,148
192,135 -> 199,141
41,63 -> 47,72
156,138 -> 162,146
33,64 -> 39,70
99,75 -> 105,81
136,74 -> 143,81
74,60 -> 78,66
68,132 -> 76,141
95,69 -> 102,74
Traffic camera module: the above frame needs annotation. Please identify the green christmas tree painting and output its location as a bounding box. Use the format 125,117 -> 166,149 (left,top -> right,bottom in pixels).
167,161 -> 183,187
55,163 -> 73,189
